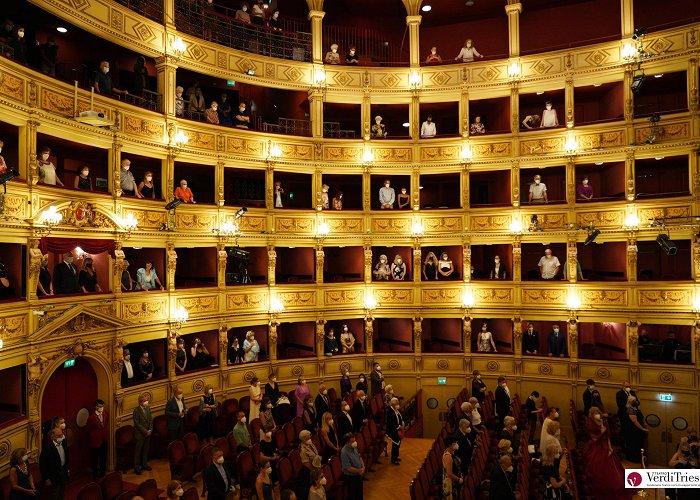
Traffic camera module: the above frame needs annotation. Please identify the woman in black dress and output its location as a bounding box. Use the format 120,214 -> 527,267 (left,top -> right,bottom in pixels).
624,396 -> 648,462
138,171 -> 156,199
340,369 -> 352,398
258,427 -> 279,486
79,257 -> 101,293
471,370 -> 487,404
356,373 -> 368,394
541,442 -> 567,500
138,350 -> 154,380
8,448 -> 38,500
74,165 -> 92,191
198,384 -> 217,443
302,395 -> 317,432
37,256 -> 53,296
264,373 -> 279,405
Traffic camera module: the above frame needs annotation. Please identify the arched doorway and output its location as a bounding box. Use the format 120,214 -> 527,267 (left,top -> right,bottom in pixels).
40,357 -> 99,476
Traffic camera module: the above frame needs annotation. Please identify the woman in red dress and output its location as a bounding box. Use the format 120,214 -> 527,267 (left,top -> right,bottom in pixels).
583,407 -> 631,499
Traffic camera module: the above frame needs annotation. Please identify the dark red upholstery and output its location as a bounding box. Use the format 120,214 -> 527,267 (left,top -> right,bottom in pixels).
115,425 -> 135,472
77,482 -> 103,500
98,471 -> 124,500
167,440 -> 195,482
136,479 -> 158,500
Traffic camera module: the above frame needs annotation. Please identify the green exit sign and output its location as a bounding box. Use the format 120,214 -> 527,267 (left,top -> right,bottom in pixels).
63,359 -> 76,368
659,393 -> 672,402
226,80 -> 236,86
437,377 -> 447,385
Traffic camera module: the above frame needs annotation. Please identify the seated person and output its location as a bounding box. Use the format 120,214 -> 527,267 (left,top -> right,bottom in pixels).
325,44 -> 340,64
235,103 -> 250,128
426,46 -> 441,63
345,46 -> 359,64
521,114 -> 540,129
205,101 -> 219,125
470,116 -> 485,135
174,179 -> 196,204
38,146 -> 64,186
235,3 -> 251,23
136,261 -> 164,291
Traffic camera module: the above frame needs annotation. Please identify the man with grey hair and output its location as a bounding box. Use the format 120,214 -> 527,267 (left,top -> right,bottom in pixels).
175,86 -> 185,117
120,159 -> 143,198
40,427 -> 69,500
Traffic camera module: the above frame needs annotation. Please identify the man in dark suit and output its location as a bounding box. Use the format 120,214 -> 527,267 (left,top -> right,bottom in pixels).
86,399 -> 108,481
40,428 -> 69,500
386,397 -> 404,465
495,376 -> 511,434
488,455 -> 516,500
205,447 -> 234,500
52,252 -> 79,294
337,400 -> 354,438
454,418 -> 476,474
314,383 -> 330,426
583,378 -> 596,416
351,390 -> 370,432
369,362 -> 384,397
616,381 -> 636,421
522,323 -> 540,355
132,393 -> 153,474
121,348 -> 135,387
165,385 -> 187,440
547,323 -> 567,357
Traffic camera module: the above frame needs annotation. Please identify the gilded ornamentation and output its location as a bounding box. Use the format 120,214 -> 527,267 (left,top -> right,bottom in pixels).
126,209 -> 166,229
638,206 -> 690,223
577,130 -> 626,149
436,359 -> 449,370
471,215 -> 511,231
576,210 -> 624,228
421,146 -> 459,161
474,289 -> 513,303
372,218 -> 410,233
176,213 -> 216,231
634,122 -> 689,143
122,300 -> 166,320
424,217 -> 463,232
375,289 -> 413,303
177,296 -> 219,314
323,147 -> 362,162
27,353 -> 49,397
226,138 -> 264,156
527,213 -> 567,229
180,129 -> 215,150
522,289 -> 565,304
422,288 -> 460,303
373,148 -> 412,162
596,367 -> 611,379
463,316 -> 472,345
0,315 -> 26,342
486,361 -> 500,372
0,70 -> 24,101
538,364 -> 553,375
192,379 -> 205,393
326,218 -> 362,233
659,371 -> 675,384
112,339 -> 125,374
227,292 -> 265,310
581,290 -> 627,305
279,144 -> 313,160
275,218 -> 314,233
61,202 -> 114,228
0,194 -> 27,219
325,290 -> 362,305
0,440 -> 10,460
339,362 -> 351,374
236,216 -> 265,232
124,115 -> 164,139
519,137 -> 564,155
291,365 -> 304,377
638,290 -> 690,306
387,360 -> 400,370
472,142 -> 511,158
53,314 -> 114,336
278,291 -> 315,307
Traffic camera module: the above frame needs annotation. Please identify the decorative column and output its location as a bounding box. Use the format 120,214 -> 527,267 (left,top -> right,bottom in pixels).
166,327 -> 178,380
511,160 -> 520,207
688,58 -> 699,117
364,315 -> 374,355
164,152 -> 176,203
693,232 -> 700,282
218,324 -> 228,370
166,241 -> 177,292
412,244 -> 421,283
111,140 -> 123,197
510,81 -> 520,134
26,353 -> 49,451
565,74 -> 574,128
567,315 -> 579,360
27,238 -> 42,301
315,245 -> 324,284
459,90 -> 469,137
156,56 -> 178,116
462,315 -> 472,355
361,92 -> 371,140
463,240 -> 471,283
627,235 -> 638,284
113,241 -> 125,297
623,67 -> 634,123
505,1 -> 522,57
566,237 -> 578,283
316,319 -> 327,360
364,244 -> 372,284
627,320 -> 639,363
268,320 -> 278,362
362,168 -> 371,211
566,159 -> 576,208
215,160 -> 225,207
620,0 -> 634,38
409,92 -> 420,140
308,88 -> 324,139
512,236 -> 522,284
411,164 -> 420,210
461,166 -> 470,209
313,165 -> 323,211
406,15 -> 422,68
265,165 -> 275,209
307,9 -> 326,64
20,119 -> 39,185
625,150 -> 635,201
164,0 -> 175,27
267,246 -> 277,285
413,315 -> 423,356
512,314 -> 523,356
692,146 -> 700,203
217,242 -> 228,289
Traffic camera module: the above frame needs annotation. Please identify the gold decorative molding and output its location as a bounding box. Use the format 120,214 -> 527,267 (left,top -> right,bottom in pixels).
125,208 -> 167,229
0,315 -> 27,343
226,292 -> 267,310
576,210 -> 624,228
0,69 -> 24,101
471,215 -> 511,231
278,143 -> 313,160
122,300 -> 167,321
421,288 -> 460,304
179,129 -> 215,150
521,288 -> 566,305
278,291 -> 316,307
581,289 -> 627,306
372,218 -> 410,233
520,137 -> 565,156
638,206 -> 691,223
577,130 -> 626,149
474,288 -> 513,304
423,217 -> 463,233
638,289 -> 690,306
0,194 -> 27,219
226,137 -> 265,156
236,216 -> 266,232
472,142 -> 512,158
375,288 -> 413,303
634,121 -> 690,143
324,289 -> 362,306
420,146 -> 459,162
325,218 -> 363,233
275,217 -> 314,233
373,148 -> 412,162
175,212 -> 216,231
323,146 -> 362,162
523,212 -> 567,229
124,115 -> 165,139
176,296 -> 219,314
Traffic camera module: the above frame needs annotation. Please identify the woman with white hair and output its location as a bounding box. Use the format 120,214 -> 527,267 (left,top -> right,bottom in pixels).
324,43 -> 340,64
243,330 -> 260,362
386,396 -> 404,465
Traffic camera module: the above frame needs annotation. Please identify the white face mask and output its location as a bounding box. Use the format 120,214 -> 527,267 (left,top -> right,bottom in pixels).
376,120 -> 381,125
208,389 -> 213,395
322,389 -> 328,395
453,443 -> 459,451
495,259 -> 500,264
328,419 -> 334,426
320,477 -> 327,485
582,179 -> 588,185
42,153 -> 49,160
344,406 -> 350,412
554,329 -> 559,334
102,67 -> 109,74
216,456 -> 225,464
359,377 -> 365,382
82,170 -> 89,176
624,387 -> 631,393
146,176 -> 152,182
177,394 -> 182,400
506,466 -> 514,473
22,454 -> 30,461
239,107 -> 245,113
431,50 -> 436,55
18,31 -> 25,39
594,414 -> 601,421
512,425 -> 517,431
242,6 -> 247,11
59,423 -> 66,430
351,441 -> 358,448
546,105 -> 552,110
142,401 -> 149,407
122,165 -> 129,171
332,48 -> 337,53
240,417 -> 246,424
175,489 -> 184,497
466,43 -> 472,48
535,179 -> 540,184
554,412 -> 559,419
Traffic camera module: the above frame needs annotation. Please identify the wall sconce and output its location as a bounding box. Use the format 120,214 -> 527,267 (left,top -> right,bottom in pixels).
621,42 -> 636,60
362,148 -> 375,165
693,293 -> 700,315
314,67 -> 327,87
566,288 -> 581,310
564,134 -> 578,155
35,206 -> 63,236
462,286 -> 475,310
507,61 -> 521,79
460,144 -> 473,163
623,212 -> 640,230
509,218 -> 524,234
266,141 -> 282,163
171,37 -> 187,61
269,296 -> 285,316
364,290 -> 378,318
118,212 -> 138,239
213,220 -> 240,244
409,70 -> 421,88
411,220 -> 424,236
317,221 -> 330,237
170,306 -> 189,333
173,130 -> 189,150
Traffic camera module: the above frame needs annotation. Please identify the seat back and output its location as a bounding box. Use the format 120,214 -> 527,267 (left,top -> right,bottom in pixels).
238,396 -> 251,416
277,458 -> 293,489
250,443 -> 260,467
221,398 -> 239,416
183,432 -> 200,455
114,491 -> 136,500
227,430 -> 238,451
136,479 -> 158,500
198,443 -> 214,473
292,416 -> 304,437
288,448 -> 302,475
168,440 -> 187,464
215,437 -> 231,457
98,471 -> 124,500
0,474 -> 12,500
77,482 -> 103,500
181,487 -> 199,500
329,455 -> 343,481
250,418 -> 262,442
274,428 -> 287,452
185,406 -> 200,430
236,450 -> 255,478
115,425 -> 135,447
284,422 -> 296,445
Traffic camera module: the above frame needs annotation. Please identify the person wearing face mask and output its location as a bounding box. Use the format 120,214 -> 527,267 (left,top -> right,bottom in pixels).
121,348 -> 135,386
453,419 -> 475,474
477,322 -> 497,353
166,385 -> 187,439
233,411 -> 251,451
37,146 -> 63,186
251,0 -> 265,26
582,378 -> 596,415
397,187 -> 410,209
166,480 -> 184,500
442,436 -> 463,498
371,115 -> 388,139
302,395 -> 317,432
470,115 -> 486,135
495,376 -> 512,433
426,46 -> 442,63
500,417 -> 520,455
93,61 -> 128,97
190,338 -> 211,370
468,397 -> 482,429
74,164 -> 92,191
0,139 -> 8,176
340,324 -> 356,353
615,381 -> 636,435
78,257 -> 102,293
234,103 -> 250,128
314,384 -> 331,426
205,448 -> 236,500
258,424 -> 279,478
228,337 -> 243,364
40,35 -> 59,76
254,458 -> 274,500
299,429 -> 322,496
243,330 -> 260,362
577,176 -> 593,201
541,407 -> 561,448
260,397 -> 276,430
522,323 -> 539,355
370,362 -> 384,397
584,407 -> 626,498
37,255 -> 54,296
391,254 -> 407,280
120,159 -> 143,198
488,254 -> 508,280
345,46 -> 359,64
471,371 -> 487,404
340,433 -> 365,498
264,373 -> 280,406
386,397 -> 404,465
174,179 -> 196,203
383,384 -> 396,410
205,101 -> 220,124
53,252 -> 79,295
337,402 -> 353,438
235,3 -> 251,23
86,399 -> 108,481
526,391 -> 543,443
8,447 -> 38,500
355,373 -> 368,394
454,38 -> 483,63
247,377 -> 262,421
541,444 -> 566,500
138,350 -> 154,380
378,178 -> 395,208
340,370 -> 352,398
541,100 -> 559,128
320,412 -> 339,460
529,174 -> 548,204
198,384 -> 218,443
421,114 -> 436,138
175,86 -> 185,117
10,26 -> 27,64
351,390 -> 370,432
547,323 -> 567,358
40,428 -> 69,500
201,0 -> 215,41
324,43 -> 340,64
138,171 -> 156,199
294,376 -> 310,418
521,113 -> 541,129
217,94 -> 232,126
188,87 -> 205,117
119,259 -> 134,292
136,261 -> 164,291
373,254 -> 391,281
324,328 -> 339,356
624,396 -> 647,462
132,394 -> 153,475
538,248 -> 560,280
308,468 -> 327,500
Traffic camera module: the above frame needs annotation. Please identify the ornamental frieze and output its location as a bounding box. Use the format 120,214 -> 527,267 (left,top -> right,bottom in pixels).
177,296 -> 219,314
375,288 -> 413,303
577,130 -> 626,150
326,218 -> 363,233
634,122 -> 690,144
638,290 -> 690,307
275,217 -> 314,233
175,212 -> 216,231
0,315 -> 27,343
324,290 -> 362,306
474,288 -> 513,304
523,213 -> 567,229
421,146 -> 459,162
0,70 -> 24,101
0,194 -> 27,219
226,137 -> 264,156
471,215 -> 511,231
372,218 -> 410,233
576,210 -> 624,228
61,201 -> 115,228
236,216 -> 266,232
124,115 -> 164,139
323,147 -> 362,162
179,129 -> 215,150
472,142 -> 511,158
226,292 -> 266,310
638,206 -> 690,223
126,209 -> 167,229
277,291 -> 316,307
278,144 -> 313,160
521,289 -> 566,305
519,137 -> 565,156
121,300 -> 167,321
421,288 -> 459,303
373,148 -> 412,162
424,217 -> 463,232
580,290 -> 627,306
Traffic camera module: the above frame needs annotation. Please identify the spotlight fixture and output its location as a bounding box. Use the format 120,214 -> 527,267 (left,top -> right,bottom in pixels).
165,198 -> 183,211
595,162 -> 604,166
0,166 -> 19,193
233,207 -> 248,220
584,228 -> 601,245
246,68 -> 256,76
536,91 -> 544,95
402,122 -> 410,128
654,74 -> 664,78
421,4 -> 432,12
632,27 -> 648,41
56,26 -> 68,33
656,234 -> 677,256
631,73 -> 646,94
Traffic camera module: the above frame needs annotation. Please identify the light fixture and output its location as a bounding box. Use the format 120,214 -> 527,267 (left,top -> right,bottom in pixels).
509,219 -> 524,233
362,148 -> 374,164
409,70 -> 421,87
56,26 -> 68,33
507,62 -> 521,79
0,338 -> 3,349
171,37 -> 187,60
566,289 -> 581,310
624,213 -> 640,229
118,212 -> 138,239
462,287 -> 475,309
411,221 -> 424,235
173,130 -> 189,149
465,0 -> 475,6
595,162 -> 604,166
654,74 -> 664,78
693,293 -> 700,314
270,296 -> 285,315
35,205 -> 63,235
74,246 -> 86,258
655,156 -> 665,160
564,134 -> 578,155
266,141 -> 282,163
536,91 -> 544,95
364,291 -> 378,311
402,122 -> 410,128
621,42 -> 636,60
460,144 -> 473,162
632,26 -> 648,41
314,67 -> 326,86
421,4 -> 432,12
246,68 -> 256,76
656,234 -> 677,256
631,73 -> 646,94
170,306 -> 189,332
584,228 -> 601,245
317,221 -> 330,236
214,220 -> 240,238
593,83 -> 601,87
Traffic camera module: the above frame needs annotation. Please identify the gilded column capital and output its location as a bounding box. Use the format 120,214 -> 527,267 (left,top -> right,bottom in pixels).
566,238 -> 578,282
166,242 -> 177,292
401,0 -> 423,16
28,237 -> 43,300
316,318 -> 327,358
316,247 -> 325,284
567,316 -> 579,359
512,314 -> 523,356
364,246 -> 372,284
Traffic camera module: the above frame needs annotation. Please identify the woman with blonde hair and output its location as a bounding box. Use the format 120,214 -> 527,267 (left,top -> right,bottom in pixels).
320,411 -> 339,460
454,38 -> 483,63
541,443 -> 568,499
248,376 -> 263,421
541,420 -> 562,458
423,251 -> 438,280
242,330 -> 260,363
165,480 -> 184,500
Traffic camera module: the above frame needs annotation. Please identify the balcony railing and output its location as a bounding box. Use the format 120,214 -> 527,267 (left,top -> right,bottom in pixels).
261,117 -> 357,138
174,0 -> 311,62
113,0 -> 164,24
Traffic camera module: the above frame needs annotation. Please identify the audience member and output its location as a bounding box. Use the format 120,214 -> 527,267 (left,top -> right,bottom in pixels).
274,181 -> 285,207
624,396 -> 647,462
370,362 -> 384,396
495,375 -> 511,432
397,187 -> 410,209
471,370 -> 487,404
477,322 -> 497,352
138,350 -> 154,381
346,46 -> 359,64
37,255 -> 54,296
577,176 -> 593,200
526,391 -> 542,443
454,38 -> 483,62
340,369 -> 352,397
38,146 -> 63,186
351,391 -> 370,432
355,373 -> 368,393
39,36 -> 59,76
541,420 -> 562,457
468,398 -> 483,429
420,115 -> 436,138
10,27 -> 27,64
269,10 -> 281,30
233,411 -> 250,451
373,254 -> 391,280
337,402 -> 353,438
442,436 -> 463,498
261,398 -> 276,430
584,407 -> 626,497
589,390 -> 607,416
314,384 -> 330,426
202,0 -> 215,41
40,428 -> 68,500
294,376 -> 310,418
371,115 -> 387,138
78,257 -> 102,293
74,165 -> 92,191
548,323 -> 566,357
120,159 -> 142,197
189,87 -> 206,115
235,3 -> 251,23
470,115 -> 485,135
387,397 -> 404,465
541,101 -> 559,128
521,114 -> 541,129
379,178 -> 395,208
254,458 -> 273,500
218,94 -> 232,125
206,447 -> 236,500
423,251 -> 438,281
0,139 -> 7,174
93,61 -> 128,97
308,468 -> 326,500
205,101 -> 220,124
251,1 -> 265,25
121,348 -> 135,386
391,254 -> 407,280
120,260 -> 134,292
501,416 -> 519,455
132,393 -> 153,475
340,433 -> 365,499
53,253 -> 79,294
264,373 -> 280,406
234,102 -> 250,128
324,328 -> 339,356
228,337 -> 243,363
8,447 -> 38,500
258,427 -> 278,484
138,171 -> 156,199
175,86 -> 185,117
173,179 -> 195,203
383,384 -> 396,410
616,381 -> 636,438
561,259 -> 585,280
538,248 -> 560,280
189,338 -> 210,369
132,56 -> 149,98
529,174 -> 548,204
541,444 -> 566,499
248,377 -> 262,421
281,490 -> 296,500
198,385 -> 217,443
299,429 -> 322,496
302,395 -> 317,432
243,330 -> 260,362
136,260 -> 164,291
165,385 -> 186,440
582,379 -> 595,415
324,44 -> 340,64
86,399 -> 108,482
454,418 -> 476,473
438,252 -> 454,279
0,260 -> 11,300
522,323 -> 539,354
319,412 -> 339,461
488,254 -> 508,280
340,324 -> 356,353
425,46 -> 442,63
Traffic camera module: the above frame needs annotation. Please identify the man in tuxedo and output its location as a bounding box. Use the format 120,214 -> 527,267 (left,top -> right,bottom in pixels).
616,381 -> 636,424
314,383 -> 330,426
205,447 -> 235,500
454,418 -> 476,474
132,393 -> 153,474
495,376 -> 512,434
337,400 -> 353,438
121,348 -> 135,387
52,252 -> 79,294
583,378 -> 596,416
165,385 -> 187,440
369,362 -> 384,397
40,428 -> 69,500
86,399 -> 108,481
522,323 -> 540,355
351,390 -> 370,432
488,455 -> 516,500
547,323 -> 567,357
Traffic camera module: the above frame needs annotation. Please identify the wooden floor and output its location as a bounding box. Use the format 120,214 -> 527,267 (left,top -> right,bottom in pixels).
117,437 -> 434,499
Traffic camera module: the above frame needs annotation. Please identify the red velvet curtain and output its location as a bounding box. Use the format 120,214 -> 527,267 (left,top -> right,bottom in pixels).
39,237 -> 115,257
